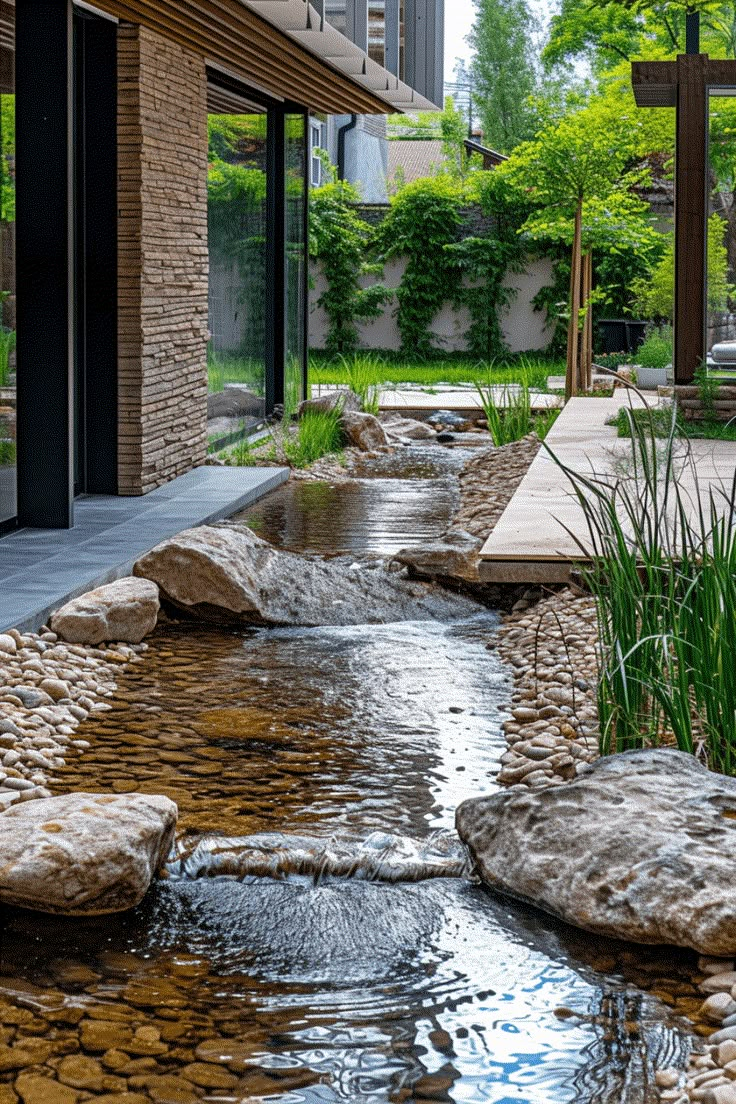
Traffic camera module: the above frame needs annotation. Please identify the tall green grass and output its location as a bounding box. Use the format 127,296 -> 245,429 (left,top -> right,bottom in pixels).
226,408 -> 343,471
309,351 -> 555,391
551,404 -> 736,773
476,363 -> 560,445
335,353 -> 381,414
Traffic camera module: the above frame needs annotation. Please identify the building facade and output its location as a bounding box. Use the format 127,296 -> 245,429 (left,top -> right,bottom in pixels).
311,0 -> 444,200
0,0 -> 440,535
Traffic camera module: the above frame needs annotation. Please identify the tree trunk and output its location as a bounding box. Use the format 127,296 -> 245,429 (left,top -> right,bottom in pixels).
581,250 -> 593,392
566,198 -> 583,401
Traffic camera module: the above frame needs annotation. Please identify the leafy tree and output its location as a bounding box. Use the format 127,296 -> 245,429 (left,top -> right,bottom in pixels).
309,180 -> 390,356
498,96 -> 663,394
469,0 -> 541,153
546,0 -> 736,72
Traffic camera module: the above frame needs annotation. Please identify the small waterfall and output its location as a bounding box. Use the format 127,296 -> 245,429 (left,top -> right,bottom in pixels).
167,829 -> 473,885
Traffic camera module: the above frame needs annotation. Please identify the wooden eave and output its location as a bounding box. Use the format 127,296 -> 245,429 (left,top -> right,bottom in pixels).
78,0 -> 431,115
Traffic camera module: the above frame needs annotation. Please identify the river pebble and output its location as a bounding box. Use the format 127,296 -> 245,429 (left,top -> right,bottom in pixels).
0,629 -> 147,803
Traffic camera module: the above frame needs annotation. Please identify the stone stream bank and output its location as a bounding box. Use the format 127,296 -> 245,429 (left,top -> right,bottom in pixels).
0,425 -> 727,1103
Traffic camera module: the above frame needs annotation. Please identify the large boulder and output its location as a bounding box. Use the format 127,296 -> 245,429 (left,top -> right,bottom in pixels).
134,524 -> 481,626
207,386 -> 264,420
383,417 -> 437,442
456,749 -> 736,955
0,793 -> 177,914
298,389 -> 361,417
50,577 -> 159,645
393,529 -> 482,583
341,410 -> 389,451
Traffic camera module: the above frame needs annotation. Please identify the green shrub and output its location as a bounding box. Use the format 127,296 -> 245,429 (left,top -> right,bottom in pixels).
280,408 -> 343,468
375,177 -> 464,358
636,325 -> 672,370
0,326 -> 15,388
552,406 -> 736,773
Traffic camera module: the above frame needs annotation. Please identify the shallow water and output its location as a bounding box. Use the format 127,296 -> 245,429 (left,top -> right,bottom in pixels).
0,446 -> 698,1103
236,444 -> 472,556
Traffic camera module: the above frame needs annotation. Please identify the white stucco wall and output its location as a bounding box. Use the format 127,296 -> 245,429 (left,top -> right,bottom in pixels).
309,255 -> 555,354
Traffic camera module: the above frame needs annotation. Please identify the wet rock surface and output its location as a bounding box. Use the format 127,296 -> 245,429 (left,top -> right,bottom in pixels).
0,792 -> 176,914
50,579 -> 160,646
393,527 -> 483,583
458,749 -> 736,955
134,523 -> 481,626
340,410 -> 389,451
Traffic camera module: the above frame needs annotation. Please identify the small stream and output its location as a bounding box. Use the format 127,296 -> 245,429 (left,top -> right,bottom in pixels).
0,445 -> 697,1103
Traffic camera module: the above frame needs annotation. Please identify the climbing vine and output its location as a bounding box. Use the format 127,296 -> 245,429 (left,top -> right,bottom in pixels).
375,177 -> 464,358
309,179 -> 390,356
448,173 -> 530,360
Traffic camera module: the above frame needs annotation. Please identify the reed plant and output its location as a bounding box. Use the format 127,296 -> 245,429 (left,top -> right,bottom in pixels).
550,404 -> 736,774
335,353 -> 381,414
476,361 -> 559,445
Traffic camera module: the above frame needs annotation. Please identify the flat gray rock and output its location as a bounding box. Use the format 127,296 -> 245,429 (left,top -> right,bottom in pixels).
135,524 -> 482,626
394,528 -> 481,583
456,749 -> 736,954
0,793 -> 177,915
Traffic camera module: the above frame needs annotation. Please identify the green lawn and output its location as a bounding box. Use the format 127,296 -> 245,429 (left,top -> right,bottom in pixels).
308,352 -> 562,392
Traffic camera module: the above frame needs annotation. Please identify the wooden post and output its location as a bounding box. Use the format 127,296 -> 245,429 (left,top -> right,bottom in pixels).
581,250 -> 593,392
674,53 -> 707,383
566,197 -> 583,401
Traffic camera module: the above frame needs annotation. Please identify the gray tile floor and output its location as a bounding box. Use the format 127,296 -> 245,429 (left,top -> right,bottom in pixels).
0,465 -> 289,633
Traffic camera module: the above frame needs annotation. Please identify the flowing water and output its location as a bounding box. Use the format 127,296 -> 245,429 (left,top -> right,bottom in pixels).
0,446 -> 698,1103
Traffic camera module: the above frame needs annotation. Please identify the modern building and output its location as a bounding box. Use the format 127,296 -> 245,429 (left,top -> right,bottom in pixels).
0,0 -> 441,540
310,0 -> 445,200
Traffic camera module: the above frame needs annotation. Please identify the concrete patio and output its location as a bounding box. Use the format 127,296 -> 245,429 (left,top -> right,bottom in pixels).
0,465 -> 289,633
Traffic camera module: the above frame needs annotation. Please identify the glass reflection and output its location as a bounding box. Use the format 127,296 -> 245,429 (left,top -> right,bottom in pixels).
285,113 -> 306,415
207,108 -> 267,439
0,0 -> 15,527
708,92 -> 736,372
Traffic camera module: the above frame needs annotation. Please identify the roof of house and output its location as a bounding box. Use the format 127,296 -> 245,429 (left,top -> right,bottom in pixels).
387,139 -> 447,184
463,138 -> 508,165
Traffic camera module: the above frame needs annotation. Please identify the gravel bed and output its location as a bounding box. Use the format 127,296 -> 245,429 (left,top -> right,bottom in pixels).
0,630 -> 145,808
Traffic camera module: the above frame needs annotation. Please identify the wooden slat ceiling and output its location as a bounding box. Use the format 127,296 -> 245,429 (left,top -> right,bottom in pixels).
86,0 -> 402,114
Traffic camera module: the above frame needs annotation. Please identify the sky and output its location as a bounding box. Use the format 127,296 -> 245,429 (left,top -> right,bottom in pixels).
444,0 -> 476,79
444,0 -> 555,83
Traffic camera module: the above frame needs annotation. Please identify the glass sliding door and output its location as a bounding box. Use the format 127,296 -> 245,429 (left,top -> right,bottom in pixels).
285,113 -> 307,415
207,87 -> 268,442
0,0 -> 15,528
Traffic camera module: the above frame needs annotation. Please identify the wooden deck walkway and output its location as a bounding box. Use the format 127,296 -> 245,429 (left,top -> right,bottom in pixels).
479,396 -> 736,583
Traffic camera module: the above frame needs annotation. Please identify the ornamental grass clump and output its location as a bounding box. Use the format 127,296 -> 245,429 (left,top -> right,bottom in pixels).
550,405 -> 736,774
476,360 -> 559,445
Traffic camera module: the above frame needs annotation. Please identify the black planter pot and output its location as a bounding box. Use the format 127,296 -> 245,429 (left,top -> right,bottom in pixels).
597,319 -> 648,356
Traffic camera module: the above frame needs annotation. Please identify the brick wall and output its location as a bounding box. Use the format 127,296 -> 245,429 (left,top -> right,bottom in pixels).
117,23 -> 209,495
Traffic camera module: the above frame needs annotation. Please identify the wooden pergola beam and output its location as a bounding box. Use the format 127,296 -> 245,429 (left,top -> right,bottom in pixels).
632,55 -> 736,383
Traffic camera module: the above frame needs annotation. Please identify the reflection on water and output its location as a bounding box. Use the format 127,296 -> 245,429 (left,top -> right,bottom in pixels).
235,445 -> 473,556
0,446 -> 697,1102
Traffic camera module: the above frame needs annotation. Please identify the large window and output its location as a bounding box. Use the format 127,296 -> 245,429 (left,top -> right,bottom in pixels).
0,0 -> 15,527
207,90 -> 268,440
285,113 -> 307,415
